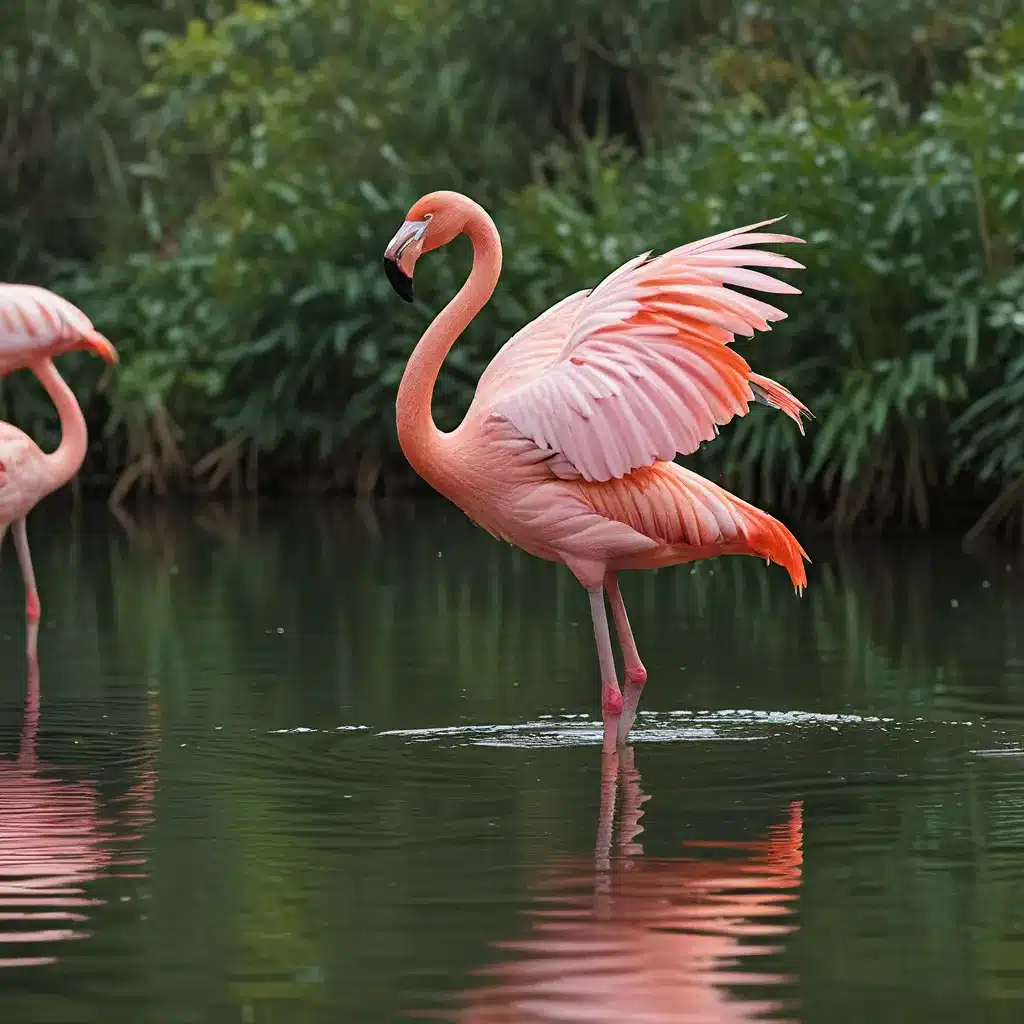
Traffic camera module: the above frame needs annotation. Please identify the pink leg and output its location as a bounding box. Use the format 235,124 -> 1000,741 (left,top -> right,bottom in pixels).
605,573 -> 646,745
25,621 -> 39,693
605,573 -> 646,683
587,587 -> 623,754
13,520 -> 41,625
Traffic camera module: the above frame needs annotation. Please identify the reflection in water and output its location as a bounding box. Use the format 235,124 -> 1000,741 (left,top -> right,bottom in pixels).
3,504 -> 1024,1021
0,628 -> 158,969
453,749 -> 802,1024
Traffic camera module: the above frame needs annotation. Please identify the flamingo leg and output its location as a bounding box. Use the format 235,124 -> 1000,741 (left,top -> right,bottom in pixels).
605,572 -> 646,745
587,587 -> 622,754
12,519 -> 40,625
605,573 -> 647,683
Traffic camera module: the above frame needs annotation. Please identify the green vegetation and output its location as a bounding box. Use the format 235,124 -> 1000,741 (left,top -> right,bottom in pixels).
1,1 -> 1022,541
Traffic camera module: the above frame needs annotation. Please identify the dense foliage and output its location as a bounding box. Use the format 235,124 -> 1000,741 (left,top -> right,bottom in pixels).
1,0 -> 1022,540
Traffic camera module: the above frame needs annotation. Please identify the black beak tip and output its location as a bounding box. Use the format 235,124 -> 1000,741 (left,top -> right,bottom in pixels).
384,257 -> 414,303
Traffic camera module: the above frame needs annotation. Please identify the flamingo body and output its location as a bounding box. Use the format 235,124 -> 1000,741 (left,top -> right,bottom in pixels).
383,191 -> 810,748
0,424 -> 59,523
0,284 -> 117,648
0,283 -> 109,375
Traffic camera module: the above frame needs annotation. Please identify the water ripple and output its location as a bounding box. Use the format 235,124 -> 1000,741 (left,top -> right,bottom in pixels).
371,709 -> 974,750
0,667 -> 158,971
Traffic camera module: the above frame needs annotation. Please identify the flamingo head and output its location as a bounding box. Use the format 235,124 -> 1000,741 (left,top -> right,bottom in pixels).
383,191 -> 474,302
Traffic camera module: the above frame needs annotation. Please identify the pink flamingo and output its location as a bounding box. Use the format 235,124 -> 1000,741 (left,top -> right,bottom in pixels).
449,750 -> 803,1024
0,284 -> 117,652
384,192 -> 810,750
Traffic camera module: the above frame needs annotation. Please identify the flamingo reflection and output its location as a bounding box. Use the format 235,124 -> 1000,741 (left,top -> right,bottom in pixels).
0,628 -> 158,968
455,748 -> 803,1024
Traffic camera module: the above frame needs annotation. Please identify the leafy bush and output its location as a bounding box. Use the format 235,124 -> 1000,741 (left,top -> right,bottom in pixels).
0,0 -> 1022,541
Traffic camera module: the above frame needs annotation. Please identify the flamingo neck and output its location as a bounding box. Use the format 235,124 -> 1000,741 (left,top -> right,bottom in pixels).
34,358 -> 88,489
396,205 -> 502,485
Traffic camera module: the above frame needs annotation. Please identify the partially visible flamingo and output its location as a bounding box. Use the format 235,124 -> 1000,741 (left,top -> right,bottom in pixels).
0,284 -> 118,652
383,192 -> 811,750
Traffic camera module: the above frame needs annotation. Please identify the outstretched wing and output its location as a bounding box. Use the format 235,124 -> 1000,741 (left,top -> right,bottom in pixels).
487,218 -> 809,483
468,289 -> 589,411
0,284 -> 97,375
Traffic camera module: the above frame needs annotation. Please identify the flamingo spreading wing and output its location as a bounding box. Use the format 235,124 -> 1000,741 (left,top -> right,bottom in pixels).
383,192 -> 811,751
486,219 -> 810,483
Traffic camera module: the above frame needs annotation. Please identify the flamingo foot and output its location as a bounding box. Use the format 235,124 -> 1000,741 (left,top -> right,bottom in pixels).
25,590 -> 40,625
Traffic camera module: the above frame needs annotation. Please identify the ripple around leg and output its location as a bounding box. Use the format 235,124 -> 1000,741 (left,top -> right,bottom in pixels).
365,707 -> 974,750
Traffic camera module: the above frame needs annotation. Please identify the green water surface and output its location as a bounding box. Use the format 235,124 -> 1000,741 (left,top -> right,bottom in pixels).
1,500 -> 1023,1023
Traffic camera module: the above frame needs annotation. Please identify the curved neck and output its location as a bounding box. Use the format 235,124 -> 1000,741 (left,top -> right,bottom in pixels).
34,358 -> 88,487
396,206 -> 502,481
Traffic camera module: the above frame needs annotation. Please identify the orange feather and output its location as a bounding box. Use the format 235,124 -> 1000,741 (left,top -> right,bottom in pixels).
577,462 -> 808,592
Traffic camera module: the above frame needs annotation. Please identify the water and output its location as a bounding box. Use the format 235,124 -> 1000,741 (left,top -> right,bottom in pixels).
1,499 -> 1023,1023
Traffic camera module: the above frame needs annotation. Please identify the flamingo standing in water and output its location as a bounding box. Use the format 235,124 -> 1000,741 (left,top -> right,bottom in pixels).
383,192 -> 810,749
0,285 -> 117,653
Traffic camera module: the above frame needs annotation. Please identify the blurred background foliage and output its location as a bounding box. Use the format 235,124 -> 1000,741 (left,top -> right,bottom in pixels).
0,0 -> 1022,540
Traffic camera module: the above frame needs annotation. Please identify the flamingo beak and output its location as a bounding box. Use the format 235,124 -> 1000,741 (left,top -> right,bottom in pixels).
82,331 -> 119,364
384,256 -> 414,303
383,219 -> 429,303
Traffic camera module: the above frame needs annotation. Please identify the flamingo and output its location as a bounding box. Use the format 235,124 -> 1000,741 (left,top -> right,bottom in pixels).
0,284 -> 117,653
383,192 -> 810,750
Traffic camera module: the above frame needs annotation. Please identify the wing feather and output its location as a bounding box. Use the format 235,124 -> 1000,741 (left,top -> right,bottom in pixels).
488,217 -> 811,482
0,284 -> 97,375
468,288 -> 590,410
580,462 -> 809,591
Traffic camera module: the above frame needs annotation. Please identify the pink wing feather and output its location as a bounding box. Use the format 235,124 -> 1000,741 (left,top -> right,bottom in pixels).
470,288 -> 589,410
487,218 -> 810,483
0,284 -> 98,375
